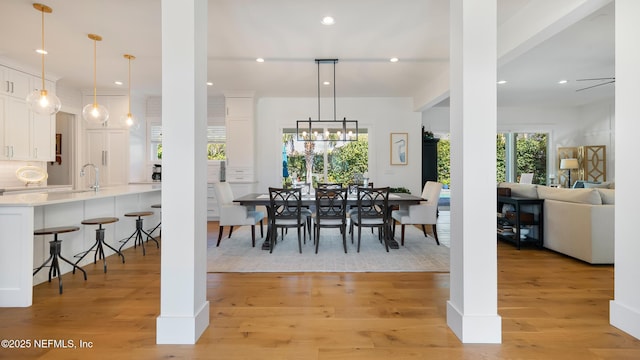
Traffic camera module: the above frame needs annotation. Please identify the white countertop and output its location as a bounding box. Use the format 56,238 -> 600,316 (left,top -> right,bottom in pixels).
0,184 -> 161,207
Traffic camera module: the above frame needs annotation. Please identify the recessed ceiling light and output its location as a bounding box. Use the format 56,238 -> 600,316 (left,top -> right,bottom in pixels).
206,82 -> 213,86
256,58 -> 264,63
323,81 -> 331,86
497,80 -> 507,85
558,80 -> 568,84
35,49 -> 47,55
390,57 -> 399,63
114,81 -> 123,86
321,16 -> 335,25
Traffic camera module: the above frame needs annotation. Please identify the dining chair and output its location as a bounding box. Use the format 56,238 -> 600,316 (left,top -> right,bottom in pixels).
291,182 -> 313,236
391,181 -> 442,246
349,186 -> 391,252
268,187 -> 308,253
316,183 -> 343,189
313,187 -> 348,253
214,182 -> 264,247
519,173 -> 534,184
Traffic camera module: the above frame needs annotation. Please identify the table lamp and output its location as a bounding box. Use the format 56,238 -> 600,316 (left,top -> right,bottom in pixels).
560,158 -> 579,187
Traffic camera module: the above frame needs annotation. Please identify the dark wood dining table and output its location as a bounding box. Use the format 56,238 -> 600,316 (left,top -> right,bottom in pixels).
234,192 -> 425,251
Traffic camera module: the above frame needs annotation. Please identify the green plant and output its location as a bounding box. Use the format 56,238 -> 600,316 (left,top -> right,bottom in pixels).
389,187 -> 411,194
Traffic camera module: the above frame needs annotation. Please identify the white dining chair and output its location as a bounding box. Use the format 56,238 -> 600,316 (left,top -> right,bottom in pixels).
214,182 -> 264,247
391,181 -> 443,246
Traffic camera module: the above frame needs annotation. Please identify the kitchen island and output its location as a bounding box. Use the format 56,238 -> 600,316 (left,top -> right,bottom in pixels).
0,184 -> 161,307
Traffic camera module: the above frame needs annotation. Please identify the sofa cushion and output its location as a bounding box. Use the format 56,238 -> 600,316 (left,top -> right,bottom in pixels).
496,182 -> 538,198
598,188 -> 615,204
583,182 -> 610,189
536,186 -> 602,205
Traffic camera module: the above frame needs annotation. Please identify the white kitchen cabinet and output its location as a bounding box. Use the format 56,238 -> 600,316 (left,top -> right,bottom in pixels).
207,183 -> 219,221
2,96 -> 31,160
31,112 -> 54,161
82,94 -> 129,129
1,65 -> 32,99
85,130 -> 129,187
0,64 -> 56,162
225,95 -> 255,171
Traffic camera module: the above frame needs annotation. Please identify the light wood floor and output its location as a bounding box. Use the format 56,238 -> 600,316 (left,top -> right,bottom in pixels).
1,222 -> 639,359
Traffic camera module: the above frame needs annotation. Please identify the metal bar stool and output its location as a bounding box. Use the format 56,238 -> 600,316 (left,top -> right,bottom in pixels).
119,211 -> 159,256
33,226 -> 87,294
148,204 -> 161,237
75,217 -> 123,273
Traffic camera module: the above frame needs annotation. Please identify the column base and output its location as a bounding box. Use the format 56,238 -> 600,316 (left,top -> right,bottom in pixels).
447,300 -> 502,343
156,301 -> 210,344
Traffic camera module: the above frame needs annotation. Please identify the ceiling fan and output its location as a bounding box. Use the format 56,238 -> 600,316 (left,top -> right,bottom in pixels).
575,77 -> 615,92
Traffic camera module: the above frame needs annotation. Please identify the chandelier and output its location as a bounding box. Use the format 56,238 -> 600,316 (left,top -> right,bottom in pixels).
296,59 -> 358,142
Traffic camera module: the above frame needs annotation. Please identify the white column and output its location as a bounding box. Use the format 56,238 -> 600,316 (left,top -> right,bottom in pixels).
447,0 -> 501,343
156,0 -> 209,344
610,0 -> 640,340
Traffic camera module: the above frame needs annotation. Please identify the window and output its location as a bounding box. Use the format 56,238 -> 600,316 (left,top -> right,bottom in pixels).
282,128 -> 368,187
497,132 -> 547,184
147,124 -> 227,161
150,124 -> 162,161
206,125 -> 226,160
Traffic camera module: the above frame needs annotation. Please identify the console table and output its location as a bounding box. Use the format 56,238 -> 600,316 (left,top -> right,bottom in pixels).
497,196 -> 544,249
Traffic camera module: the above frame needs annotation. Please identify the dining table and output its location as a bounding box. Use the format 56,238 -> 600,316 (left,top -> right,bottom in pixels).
234,192 -> 425,251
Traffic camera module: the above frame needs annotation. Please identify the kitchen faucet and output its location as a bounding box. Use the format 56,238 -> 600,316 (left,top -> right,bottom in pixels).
80,163 -> 100,191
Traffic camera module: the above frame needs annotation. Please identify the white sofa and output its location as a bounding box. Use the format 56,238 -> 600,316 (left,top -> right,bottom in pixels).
497,182 -> 614,264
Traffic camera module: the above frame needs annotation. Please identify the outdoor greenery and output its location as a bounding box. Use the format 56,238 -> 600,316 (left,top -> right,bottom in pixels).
437,139 -> 450,188
431,133 -> 547,188
283,135 -> 368,187
496,133 -> 547,184
207,143 -> 226,160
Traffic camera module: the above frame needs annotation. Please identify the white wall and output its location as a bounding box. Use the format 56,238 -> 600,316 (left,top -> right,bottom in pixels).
422,100 -> 615,180
256,97 -> 423,194
576,99 -> 615,181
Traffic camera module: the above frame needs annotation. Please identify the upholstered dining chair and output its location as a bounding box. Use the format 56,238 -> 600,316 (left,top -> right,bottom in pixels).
391,181 -> 442,246
268,187 -> 309,253
349,186 -> 391,252
213,182 -> 264,247
313,187 -> 348,253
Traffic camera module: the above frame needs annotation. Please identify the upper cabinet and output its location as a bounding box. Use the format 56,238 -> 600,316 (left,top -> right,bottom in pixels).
225,94 -> 255,172
1,65 -> 32,99
81,94 -> 129,129
0,64 -> 56,161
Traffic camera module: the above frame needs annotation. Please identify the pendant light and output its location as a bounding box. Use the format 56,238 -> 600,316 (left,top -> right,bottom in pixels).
82,34 -> 109,124
26,3 -> 62,116
121,54 -> 140,129
296,59 -> 358,142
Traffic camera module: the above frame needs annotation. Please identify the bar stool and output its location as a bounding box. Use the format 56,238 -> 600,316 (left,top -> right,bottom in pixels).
119,211 -> 159,256
148,204 -> 161,237
75,217 -> 123,273
33,226 -> 86,294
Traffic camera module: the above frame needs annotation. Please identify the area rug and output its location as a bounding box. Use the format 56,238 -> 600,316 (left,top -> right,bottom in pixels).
207,220 -> 450,273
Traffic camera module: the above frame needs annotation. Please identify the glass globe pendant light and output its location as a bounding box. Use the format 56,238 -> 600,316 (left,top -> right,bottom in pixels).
121,54 -> 140,130
26,3 -> 62,116
82,34 -> 109,125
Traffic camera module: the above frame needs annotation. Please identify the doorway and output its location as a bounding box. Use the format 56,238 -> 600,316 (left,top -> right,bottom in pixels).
46,111 -> 74,186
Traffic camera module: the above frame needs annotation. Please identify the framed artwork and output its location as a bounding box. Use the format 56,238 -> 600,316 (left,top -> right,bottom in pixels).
390,133 -> 408,165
